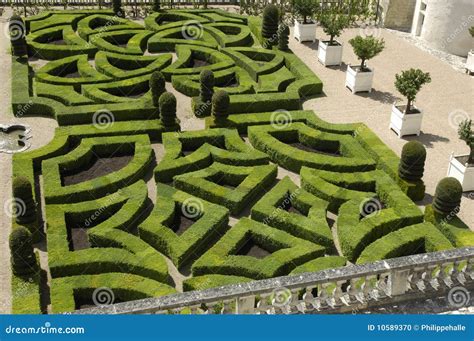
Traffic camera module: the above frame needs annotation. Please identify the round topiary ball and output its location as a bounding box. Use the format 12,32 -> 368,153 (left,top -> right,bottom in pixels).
150,71 -> 166,107
12,176 -> 36,224
433,177 -> 463,215
200,70 -> 215,103
159,92 -> 177,127
9,226 -> 37,275
211,90 -> 230,120
398,141 -> 426,181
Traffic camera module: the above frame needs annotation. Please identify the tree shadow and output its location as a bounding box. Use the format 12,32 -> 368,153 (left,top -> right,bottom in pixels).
415,193 -> 433,206
355,89 -> 400,105
296,38 -> 320,51
404,133 -> 450,148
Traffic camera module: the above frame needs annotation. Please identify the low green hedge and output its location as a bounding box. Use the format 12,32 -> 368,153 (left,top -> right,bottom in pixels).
248,123 -> 376,173
424,205 -> 474,248
43,134 -> 153,204
95,51 -> 172,79
173,162 -> 277,215
290,256 -> 347,275
76,14 -> 143,40
356,222 -> 453,264
147,26 -> 217,52
183,274 -> 253,292
144,10 -> 210,32
50,273 -> 175,313
46,181 -> 171,285
138,183 -> 229,269
337,170 -> 424,262
192,217 -> 325,279
251,176 -> 333,248
155,128 -> 269,183
27,25 -> 97,60
89,29 -> 154,55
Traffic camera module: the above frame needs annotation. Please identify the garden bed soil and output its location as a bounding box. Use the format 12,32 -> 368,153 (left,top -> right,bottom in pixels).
62,155 -> 133,186
171,214 -> 196,236
236,239 -> 271,259
395,105 -> 421,115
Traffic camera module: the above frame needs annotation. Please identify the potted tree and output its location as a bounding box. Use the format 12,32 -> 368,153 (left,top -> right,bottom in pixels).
292,0 -> 318,43
466,26 -> 474,74
317,12 -> 349,66
346,35 -> 385,93
447,119 -> 474,191
390,68 -> 431,137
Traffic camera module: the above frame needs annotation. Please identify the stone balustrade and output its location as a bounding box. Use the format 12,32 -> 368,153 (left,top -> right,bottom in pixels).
74,247 -> 474,314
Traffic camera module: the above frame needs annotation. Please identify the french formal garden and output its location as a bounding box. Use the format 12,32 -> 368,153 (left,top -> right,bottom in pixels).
6,3 -> 473,314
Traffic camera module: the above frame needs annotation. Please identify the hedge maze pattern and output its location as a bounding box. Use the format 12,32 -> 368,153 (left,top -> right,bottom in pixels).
10,9 -> 472,314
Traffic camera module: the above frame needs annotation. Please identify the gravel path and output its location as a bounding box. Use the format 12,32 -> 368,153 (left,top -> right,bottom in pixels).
289,27 -> 473,227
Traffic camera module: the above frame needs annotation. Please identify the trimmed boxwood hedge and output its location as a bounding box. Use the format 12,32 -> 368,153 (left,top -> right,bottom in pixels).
290,256 -> 347,275
192,218 -> 325,279
424,205 -> 474,248
43,134 -> 153,204
173,162 -> 277,215
248,123 -> 376,173
46,181 -> 171,284
50,273 -> 175,313
183,274 -> 253,292
155,128 -> 269,183
336,170 -> 424,262
138,183 -> 229,268
251,176 -> 333,248
356,222 -> 453,264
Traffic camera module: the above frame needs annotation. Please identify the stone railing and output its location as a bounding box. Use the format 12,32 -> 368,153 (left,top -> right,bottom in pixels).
74,247 -> 474,314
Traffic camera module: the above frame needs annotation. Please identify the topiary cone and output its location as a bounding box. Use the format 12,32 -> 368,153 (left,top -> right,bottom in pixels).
262,4 -> 279,48
278,24 -> 290,51
12,176 -> 37,224
159,92 -> 177,127
10,226 -> 37,275
200,69 -> 214,103
433,177 -> 462,216
398,141 -> 426,181
150,71 -> 166,108
211,90 -> 230,123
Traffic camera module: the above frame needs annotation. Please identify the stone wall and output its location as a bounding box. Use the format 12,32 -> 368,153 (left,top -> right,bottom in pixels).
380,0 -> 416,32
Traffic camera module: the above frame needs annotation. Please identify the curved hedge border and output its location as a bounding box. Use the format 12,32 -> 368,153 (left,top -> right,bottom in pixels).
290,256 -> 347,275
251,176 -> 333,248
43,134 -> 153,203
248,123 -> 376,173
155,128 -> 269,183
192,218 -> 325,279
46,181 -> 170,283
356,223 -> 453,264
138,183 -> 229,268
173,162 -> 277,215
51,273 -> 176,313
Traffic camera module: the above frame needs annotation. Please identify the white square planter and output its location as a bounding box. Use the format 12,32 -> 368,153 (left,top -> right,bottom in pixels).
466,50 -> 474,74
317,40 -> 343,66
447,153 -> 474,191
389,104 -> 423,137
345,65 -> 374,93
293,19 -> 317,43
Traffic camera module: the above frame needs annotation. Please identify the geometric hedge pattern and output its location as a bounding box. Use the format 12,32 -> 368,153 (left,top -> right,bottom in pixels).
10,9 -> 472,314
